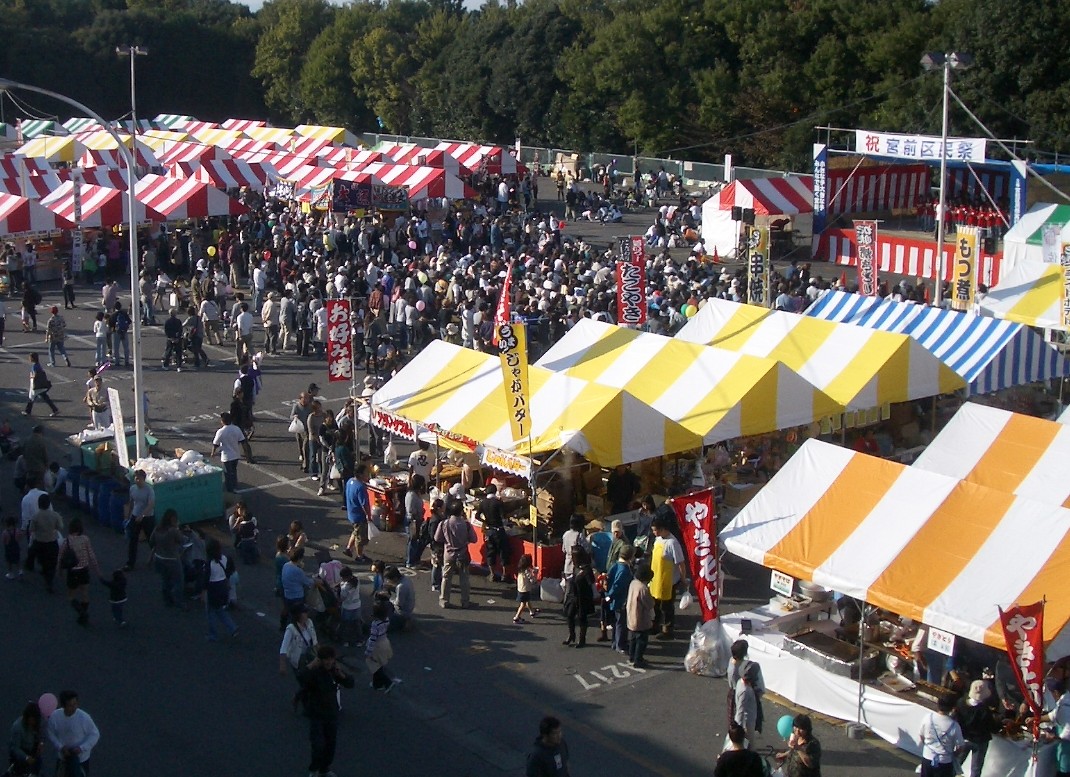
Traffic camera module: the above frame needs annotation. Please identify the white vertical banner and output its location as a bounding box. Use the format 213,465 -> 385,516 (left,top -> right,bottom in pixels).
107,387 -> 130,470
71,168 -> 83,273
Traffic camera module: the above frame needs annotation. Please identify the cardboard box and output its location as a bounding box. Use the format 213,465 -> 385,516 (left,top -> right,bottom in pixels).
724,482 -> 761,508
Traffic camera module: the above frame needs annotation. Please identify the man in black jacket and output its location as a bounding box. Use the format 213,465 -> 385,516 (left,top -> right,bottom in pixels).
298,645 -> 354,777
161,308 -> 184,371
526,716 -> 570,777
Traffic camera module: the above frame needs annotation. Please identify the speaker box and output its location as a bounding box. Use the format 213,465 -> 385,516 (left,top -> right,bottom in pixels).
731,206 -> 743,221
983,237 -> 996,254
743,208 -> 755,225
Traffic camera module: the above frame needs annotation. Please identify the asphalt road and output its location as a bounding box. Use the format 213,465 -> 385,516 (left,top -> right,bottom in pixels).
0,196 -> 918,776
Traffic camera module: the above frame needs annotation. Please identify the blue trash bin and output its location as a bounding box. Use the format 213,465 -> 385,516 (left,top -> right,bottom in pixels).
97,480 -> 117,525
110,493 -> 129,533
66,465 -> 86,507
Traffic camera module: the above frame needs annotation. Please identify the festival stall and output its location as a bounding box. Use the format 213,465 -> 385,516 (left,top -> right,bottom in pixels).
166,159 -> 273,192
699,176 -> 813,258
433,142 -> 524,176
294,124 -> 361,148
370,339 -> 705,575
0,192 -> 74,236
220,118 -> 267,132
133,174 -> 249,219
15,120 -> 67,140
721,438 -> 1069,773
977,262 -> 1065,330
16,135 -> 82,164
157,141 -> 231,166
806,290 -> 1070,395
244,126 -> 297,145
41,182 -> 167,227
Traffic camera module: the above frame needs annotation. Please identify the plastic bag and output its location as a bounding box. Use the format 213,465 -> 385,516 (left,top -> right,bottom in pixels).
288,417 -> 303,434
368,521 -> 381,539
680,591 -> 694,610
683,619 -> 732,677
383,440 -> 398,467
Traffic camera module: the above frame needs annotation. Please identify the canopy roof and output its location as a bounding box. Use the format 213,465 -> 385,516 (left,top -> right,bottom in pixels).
535,318 -> 843,443
724,438 -> 1070,658
434,142 -> 522,175
714,175 -> 814,216
157,141 -> 229,166
152,114 -> 196,129
318,147 -> 382,167
371,340 -> 702,466
977,261 -> 1064,330
134,173 -> 247,219
356,163 -> 476,200
243,126 -> 295,145
41,182 -> 165,227
77,145 -> 161,170
805,290 -> 1070,394
1002,203 -> 1070,272
294,124 -> 360,146
676,298 -> 964,408
220,119 -> 267,132
914,403 -> 1070,507
167,160 -> 272,191
16,120 -> 65,140
16,136 -> 81,163
0,193 -> 74,235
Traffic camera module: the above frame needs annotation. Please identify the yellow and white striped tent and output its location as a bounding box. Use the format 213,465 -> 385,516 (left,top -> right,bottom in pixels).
16,136 -> 82,163
535,319 -> 844,443
244,126 -> 296,145
191,128 -> 248,148
914,402 -> 1070,507
978,261 -> 1065,330
294,124 -> 360,146
676,299 -> 964,409
724,438 -> 1070,657
371,340 -> 703,466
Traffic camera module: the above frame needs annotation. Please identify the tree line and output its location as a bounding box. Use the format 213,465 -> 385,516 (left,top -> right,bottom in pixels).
1,0 -> 1068,171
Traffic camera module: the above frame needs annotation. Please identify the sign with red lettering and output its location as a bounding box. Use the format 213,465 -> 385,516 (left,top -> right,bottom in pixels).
999,601 -> 1045,728
325,300 -> 353,382
855,220 -> 879,296
616,236 -> 647,325
371,408 -> 416,440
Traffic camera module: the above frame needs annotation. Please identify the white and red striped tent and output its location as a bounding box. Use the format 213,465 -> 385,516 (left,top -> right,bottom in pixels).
158,141 -> 230,166
356,163 -> 478,200
167,160 -> 273,191
184,121 -> 222,135
290,165 -> 338,191
317,148 -> 383,167
42,182 -> 166,227
826,163 -> 928,215
281,135 -> 335,157
219,138 -> 278,158
221,119 -> 267,132
700,175 -> 814,257
433,142 -> 523,175
57,167 -> 130,190
134,174 -> 248,219
0,193 -> 74,235
77,145 -> 162,170
243,152 -> 319,179
388,147 -> 471,175
0,155 -> 59,179
0,175 -> 58,199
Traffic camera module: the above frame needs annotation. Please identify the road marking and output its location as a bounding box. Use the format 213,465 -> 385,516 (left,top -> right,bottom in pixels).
572,660 -> 652,692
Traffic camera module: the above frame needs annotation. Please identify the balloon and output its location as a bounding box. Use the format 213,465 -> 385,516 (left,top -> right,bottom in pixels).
776,715 -> 795,740
417,271 -> 428,285
207,246 -> 217,257
416,300 -> 425,312
263,250 -> 272,260
685,305 -> 697,318
688,297 -> 698,307
38,693 -> 58,718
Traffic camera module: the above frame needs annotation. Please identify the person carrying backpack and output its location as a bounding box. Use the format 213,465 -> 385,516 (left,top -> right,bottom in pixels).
108,302 -> 131,367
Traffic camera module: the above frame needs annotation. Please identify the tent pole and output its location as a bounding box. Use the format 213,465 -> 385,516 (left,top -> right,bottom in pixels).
931,396 -> 937,437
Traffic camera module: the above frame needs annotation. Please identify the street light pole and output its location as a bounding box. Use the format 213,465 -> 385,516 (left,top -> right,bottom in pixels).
0,78 -> 148,459
116,45 -> 148,135
922,51 -> 973,307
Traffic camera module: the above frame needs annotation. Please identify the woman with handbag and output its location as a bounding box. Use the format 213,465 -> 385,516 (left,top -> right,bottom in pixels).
279,605 -> 318,712
62,518 -> 100,627
23,353 -> 58,418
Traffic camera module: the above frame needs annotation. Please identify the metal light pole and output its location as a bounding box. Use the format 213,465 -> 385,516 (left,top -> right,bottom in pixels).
0,78 -> 148,459
116,45 -> 148,135
922,51 -> 973,307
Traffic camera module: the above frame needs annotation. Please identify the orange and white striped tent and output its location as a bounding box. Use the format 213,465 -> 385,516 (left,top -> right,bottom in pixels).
914,402 -> 1070,507
723,438 -> 1070,658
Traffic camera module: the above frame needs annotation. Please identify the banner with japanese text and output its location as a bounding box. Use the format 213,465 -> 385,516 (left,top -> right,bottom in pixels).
855,130 -> 987,163
998,601 -> 1045,726
812,143 -> 828,239
670,488 -> 718,622
854,220 -> 879,296
496,322 -> 530,443
746,226 -> 770,306
1061,243 -> 1070,329
951,226 -> 979,312
616,235 -> 646,326
325,299 -> 354,383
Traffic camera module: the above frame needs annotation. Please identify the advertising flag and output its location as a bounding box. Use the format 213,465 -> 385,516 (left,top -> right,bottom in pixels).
855,220 -> 879,296
492,259 -> 515,347
496,322 -> 530,442
951,226 -> 979,311
616,236 -> 647,326
998,601 -> 1045,728
746,226 -> 770,306
325,299 -> 354,382
670,488 -> 719,622
1061,243 -> 1070,329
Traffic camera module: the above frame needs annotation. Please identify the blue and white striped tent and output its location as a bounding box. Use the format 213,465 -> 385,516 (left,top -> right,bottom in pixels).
805,290 -> 1070,394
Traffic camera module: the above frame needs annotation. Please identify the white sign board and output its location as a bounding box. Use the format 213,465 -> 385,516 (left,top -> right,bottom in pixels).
927,626 -> 956,657
854,130 -> 987,163
107,387 -> 129,470
770,569 -> 794,598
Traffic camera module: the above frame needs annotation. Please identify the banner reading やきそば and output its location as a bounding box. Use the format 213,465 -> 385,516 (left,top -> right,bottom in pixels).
670,488 -> 718,622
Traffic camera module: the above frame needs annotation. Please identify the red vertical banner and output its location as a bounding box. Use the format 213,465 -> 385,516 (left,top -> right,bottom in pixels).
492,259 -> 515,346
998,602 -> 1045,726
325,299 -> 353,382
670,488 -> 718,622
616,236 -> 647,325
855,220 -> 879,296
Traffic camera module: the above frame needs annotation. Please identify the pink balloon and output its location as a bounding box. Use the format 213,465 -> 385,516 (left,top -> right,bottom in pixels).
416,301 -> 426,312
38,693 -> 58,718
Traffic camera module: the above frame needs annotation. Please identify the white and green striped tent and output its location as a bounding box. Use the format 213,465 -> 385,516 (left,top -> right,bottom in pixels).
62,117 -> 101,133
17,120 -> 66,139
1002,203 -> 1070,275
153,114 -> 195,129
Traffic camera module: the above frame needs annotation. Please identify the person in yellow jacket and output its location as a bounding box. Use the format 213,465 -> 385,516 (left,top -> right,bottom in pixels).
648,517 -> 690,640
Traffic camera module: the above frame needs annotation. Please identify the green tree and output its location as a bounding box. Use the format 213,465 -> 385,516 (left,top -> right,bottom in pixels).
252,0 -> 335,123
